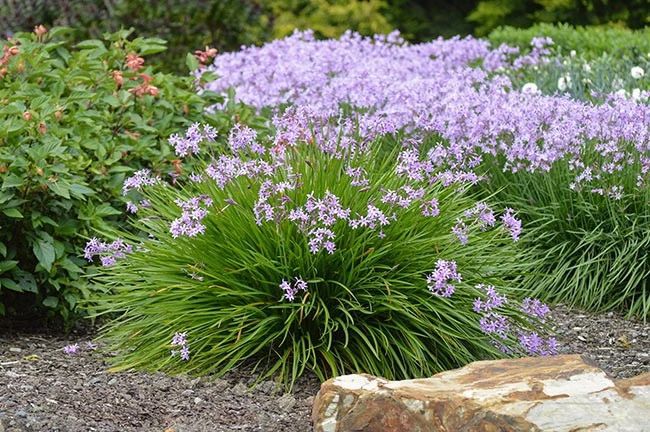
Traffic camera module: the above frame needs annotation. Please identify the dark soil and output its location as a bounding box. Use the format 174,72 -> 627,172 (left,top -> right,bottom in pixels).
1,305 -> 648,431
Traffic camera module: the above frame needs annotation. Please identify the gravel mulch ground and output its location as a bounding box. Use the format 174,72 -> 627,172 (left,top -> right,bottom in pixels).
1,305 -> 649,432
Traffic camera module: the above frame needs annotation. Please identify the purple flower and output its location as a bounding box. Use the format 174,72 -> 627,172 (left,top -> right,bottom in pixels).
345,166 -> 369,187
171,332 -> 190,361
465,202 -> 496,230
126,201 -> 138,214
228,123 -> 259,153
122,169 -> 158,195
280,277 -> 309,301
169,196 -> 212,238
473,284 -> 507,313
520,297 -> 550,321
452,219 -> 469,245
171,332 -> 187,346
180,345 -> 190,361
426,260 -> 461,297
501,208 -> 522,242
170,122 -> 217,158
84,237 -> 133,266
63,344 -> 79,355
421,199 -> 439,217
479,313 -> 510,339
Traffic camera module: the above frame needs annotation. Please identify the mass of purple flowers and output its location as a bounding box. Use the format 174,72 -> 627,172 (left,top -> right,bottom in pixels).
201,30 -> 650,194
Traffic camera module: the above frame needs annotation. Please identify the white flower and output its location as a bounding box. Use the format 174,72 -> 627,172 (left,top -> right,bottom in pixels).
570,50 -> 576,57
583,63 -> 591,73
631,66 -> 645,79
632,88 -> 643,101
557,75 -> 571,92
615,89 -> 627,98
522,82 -> 540,95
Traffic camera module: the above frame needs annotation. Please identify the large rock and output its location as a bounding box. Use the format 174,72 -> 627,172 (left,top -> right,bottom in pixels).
312,355 -> 650,432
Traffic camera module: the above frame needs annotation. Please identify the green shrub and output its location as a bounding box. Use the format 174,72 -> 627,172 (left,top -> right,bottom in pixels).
489,23 -> 650,58
88,122 -> 554,386
0,27 -> 229,323
111,0 -> 267,74
471,0 -> 649,36
264,0 -> 392,39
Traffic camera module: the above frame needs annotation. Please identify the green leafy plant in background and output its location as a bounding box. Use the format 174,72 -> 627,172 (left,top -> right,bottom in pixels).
111,0 -> 267,74
489,23 -> 650,59
88,123 -> 554,387
264,0 -> 392,39
470,0 -> 649,36
0,27 -> 236,324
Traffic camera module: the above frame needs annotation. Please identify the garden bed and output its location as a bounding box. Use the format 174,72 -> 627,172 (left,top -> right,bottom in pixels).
1,305 -> 648,432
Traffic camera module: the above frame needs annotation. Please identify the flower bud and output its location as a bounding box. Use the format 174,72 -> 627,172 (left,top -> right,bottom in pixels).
34,25 -> 47,38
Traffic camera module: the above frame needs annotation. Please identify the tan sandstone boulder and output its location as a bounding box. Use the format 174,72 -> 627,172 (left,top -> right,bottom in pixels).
312,354 -> 650,432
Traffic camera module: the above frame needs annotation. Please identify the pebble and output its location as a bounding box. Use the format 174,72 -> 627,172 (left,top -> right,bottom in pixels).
193,397 -> 203,404
182,389 -> 194,396
277,394 -> 296,412
9,348 -> 21,353
231,382 -> 248,396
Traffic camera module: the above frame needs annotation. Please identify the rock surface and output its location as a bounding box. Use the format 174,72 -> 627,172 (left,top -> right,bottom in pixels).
312,354 -> 650,432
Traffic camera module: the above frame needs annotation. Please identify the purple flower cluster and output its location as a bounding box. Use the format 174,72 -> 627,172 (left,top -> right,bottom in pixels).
451,202 -> 503,245
206,155 -> 275,190
122,169 -> 159,195
464,202 -> 496,230
473,284 -> 507,313
501,208 -> 522,242
63,343 -> 79,355
169,195 -> 213,238
126,199 -> 151,214
279,277 -> 308,301
287,192 -> 350,253
426,260 -> 461,297
472,284 -> 557,355
520,297 -> 551,321
419,198 -> 439,217
381,186 -> 425,209
171,332 -> 190,361
84,237 -> 133,266
228,123 -> 264,154
479,313 -> 511,339
519,332 -> 558,356
345,166 -> 369,187
169,123 -> 217,158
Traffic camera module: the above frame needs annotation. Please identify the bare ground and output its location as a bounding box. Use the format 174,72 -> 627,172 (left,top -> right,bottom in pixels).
1,304 -> 648,432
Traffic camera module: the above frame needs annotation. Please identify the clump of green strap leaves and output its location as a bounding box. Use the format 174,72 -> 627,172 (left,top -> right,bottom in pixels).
90,129 -> 542,387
